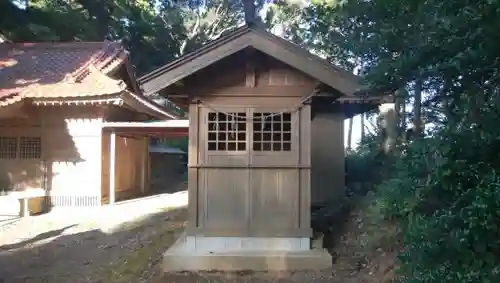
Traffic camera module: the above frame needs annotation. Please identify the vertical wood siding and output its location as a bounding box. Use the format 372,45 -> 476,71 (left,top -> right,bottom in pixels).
187,52 -> 317,237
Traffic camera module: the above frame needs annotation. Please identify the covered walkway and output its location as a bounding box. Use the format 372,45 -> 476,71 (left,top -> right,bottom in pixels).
101,120 -> 189,205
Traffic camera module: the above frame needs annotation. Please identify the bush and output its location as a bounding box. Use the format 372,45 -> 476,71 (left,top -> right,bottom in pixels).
372,105 -> 500,283
346,133 -> 386,196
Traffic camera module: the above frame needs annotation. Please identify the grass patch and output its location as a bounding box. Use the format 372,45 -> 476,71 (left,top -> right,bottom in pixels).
339,193 -> 400,282
97,209 -> 186,283
357,196 -> 401,252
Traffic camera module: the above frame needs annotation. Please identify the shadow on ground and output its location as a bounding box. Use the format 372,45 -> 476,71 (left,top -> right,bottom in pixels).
0,224 -> 77,252
0,182 -> 396,283
0,207 -> 187,283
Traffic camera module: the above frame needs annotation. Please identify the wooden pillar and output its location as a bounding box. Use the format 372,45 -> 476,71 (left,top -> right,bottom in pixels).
140,136 -> 148,194
187,103 -> 199,234
109,131 -> 116,205
20,197 -> 30,217
299,105 -> 311,231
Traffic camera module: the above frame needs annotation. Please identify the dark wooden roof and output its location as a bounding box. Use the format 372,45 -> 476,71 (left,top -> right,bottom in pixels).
0,41 -> 180,119
138,25 -> 361,97
0,41 -> 129,106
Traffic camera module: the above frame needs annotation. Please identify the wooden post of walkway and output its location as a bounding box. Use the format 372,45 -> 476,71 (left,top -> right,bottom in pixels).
109,131 -> 116,205
140,136 -> 148,194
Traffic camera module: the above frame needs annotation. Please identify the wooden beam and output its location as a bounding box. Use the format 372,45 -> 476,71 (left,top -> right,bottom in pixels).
140,137 -> 148,194
109,131 -> 116,205
245,49 -> 256,87
245,62 -> 256,87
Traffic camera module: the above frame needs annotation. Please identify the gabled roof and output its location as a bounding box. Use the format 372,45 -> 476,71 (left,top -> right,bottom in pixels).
0,41 -> 179,119
138,25 -> 361,96
0,41 -> 126,104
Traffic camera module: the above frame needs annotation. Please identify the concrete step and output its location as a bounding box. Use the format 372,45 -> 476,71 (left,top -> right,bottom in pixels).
162,234 -> 332,272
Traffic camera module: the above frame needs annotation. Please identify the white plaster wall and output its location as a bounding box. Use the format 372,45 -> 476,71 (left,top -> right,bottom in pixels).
45,115 -> 103,206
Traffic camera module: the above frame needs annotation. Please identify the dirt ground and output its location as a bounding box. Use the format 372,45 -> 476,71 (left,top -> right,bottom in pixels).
0,188 -> 188,283
150,200 -> 397,283
0,189 -> 396,283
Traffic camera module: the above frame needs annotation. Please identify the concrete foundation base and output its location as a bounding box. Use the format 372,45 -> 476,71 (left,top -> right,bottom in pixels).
162,233 -> 332,272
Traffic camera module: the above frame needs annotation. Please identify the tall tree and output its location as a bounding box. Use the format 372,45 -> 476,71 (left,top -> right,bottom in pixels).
0,0 -> 272,75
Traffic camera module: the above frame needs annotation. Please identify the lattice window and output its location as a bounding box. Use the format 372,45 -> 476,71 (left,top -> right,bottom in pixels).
0,137 -> 17,159
253,112 -> 292,151
19,137 -> 42,159
208,112 -> 246,151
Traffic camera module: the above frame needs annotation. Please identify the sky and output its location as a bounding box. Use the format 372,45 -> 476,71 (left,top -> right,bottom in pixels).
345,115 -> 362,149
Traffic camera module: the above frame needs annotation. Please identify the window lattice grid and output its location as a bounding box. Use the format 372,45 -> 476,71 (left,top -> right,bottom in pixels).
19,137 -> 42,159
0,137 -> 17,159
253,112 -> 292,151
208,112 -> 247,151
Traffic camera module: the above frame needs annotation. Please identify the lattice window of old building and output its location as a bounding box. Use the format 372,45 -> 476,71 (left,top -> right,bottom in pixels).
208,112 -> 246,151
253,112 -> 292,151
0,137 -> 17,159
19,137 -> 42,159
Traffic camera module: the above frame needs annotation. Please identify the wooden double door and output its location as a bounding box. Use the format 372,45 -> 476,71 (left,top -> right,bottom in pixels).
191,106 -> 311,237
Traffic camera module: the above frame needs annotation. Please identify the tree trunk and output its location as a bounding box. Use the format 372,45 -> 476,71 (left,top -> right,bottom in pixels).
360,114 -> 365,141
413,78 -> 423,136
379,103 -> 398,154
243,0 -> 256,25
347,117 -> 354,151
395,88 -> 408,141
401,95 -> 407,130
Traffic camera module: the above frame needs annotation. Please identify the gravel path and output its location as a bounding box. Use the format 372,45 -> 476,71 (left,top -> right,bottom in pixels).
0,187 -> 188,283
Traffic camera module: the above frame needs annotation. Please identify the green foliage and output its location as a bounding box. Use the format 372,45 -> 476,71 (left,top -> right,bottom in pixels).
0,0 -> 273,75
5,0 -> 500,281
284,0 -> 500,280
374,138 -> 435,220
373,101 -> 500,282
346,136 -> 380,186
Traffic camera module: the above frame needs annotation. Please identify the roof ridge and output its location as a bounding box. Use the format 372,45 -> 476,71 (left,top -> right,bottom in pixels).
138,25 -> 361,96
251,28 -> 358,80
91,41 -> 126,72
138,25 -> 251,82
0,41 -> 110,50
71,41 -> 127,82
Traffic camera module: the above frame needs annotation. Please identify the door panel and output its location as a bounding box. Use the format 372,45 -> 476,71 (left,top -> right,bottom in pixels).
250,169 -> 299,230
202,168 -> 249,230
